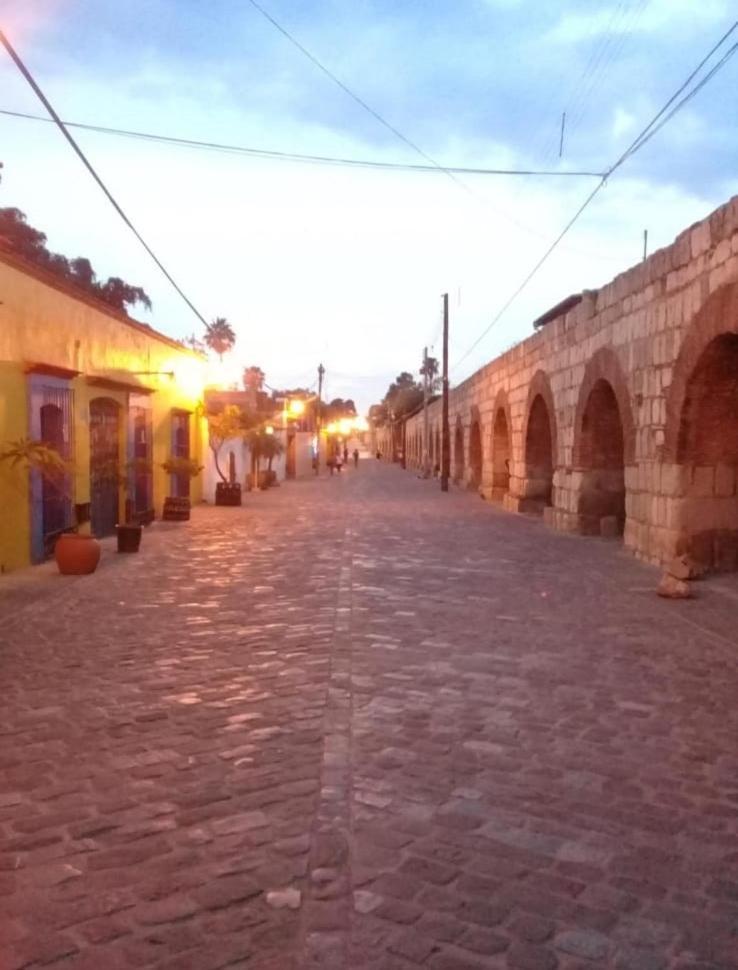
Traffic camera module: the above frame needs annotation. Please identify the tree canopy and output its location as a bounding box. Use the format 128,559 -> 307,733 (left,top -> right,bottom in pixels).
0,207 -> 152,314
381,371 -> 423,422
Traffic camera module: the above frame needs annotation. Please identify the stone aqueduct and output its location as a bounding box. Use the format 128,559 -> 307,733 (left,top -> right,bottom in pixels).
382,194 -> 738,570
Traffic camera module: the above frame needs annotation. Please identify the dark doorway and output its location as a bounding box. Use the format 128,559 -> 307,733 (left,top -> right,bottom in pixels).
676,332 -> 738,569
524,394 -> 554,512
577,379 -> 625,535
491,408 -> 510,501
469,420 -> 483,489
454,423 -> 464,482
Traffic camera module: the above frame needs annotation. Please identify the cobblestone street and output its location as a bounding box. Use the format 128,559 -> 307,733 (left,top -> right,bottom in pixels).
1,460 -> 737,970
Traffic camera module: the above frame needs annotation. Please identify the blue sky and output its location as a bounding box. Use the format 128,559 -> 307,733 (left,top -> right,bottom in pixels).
2,0 -> 736,408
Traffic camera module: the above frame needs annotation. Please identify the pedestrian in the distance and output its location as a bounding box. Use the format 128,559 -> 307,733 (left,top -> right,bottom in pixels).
335,452 -> 343,473
353,448 -> 359,468
343,445 -> 349,463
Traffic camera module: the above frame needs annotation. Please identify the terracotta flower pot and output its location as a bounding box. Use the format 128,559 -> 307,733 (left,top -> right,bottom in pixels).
54,534 -> 101,575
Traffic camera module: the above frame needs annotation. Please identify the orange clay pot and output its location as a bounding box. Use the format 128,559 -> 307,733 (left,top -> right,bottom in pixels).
54,534 -> 101,575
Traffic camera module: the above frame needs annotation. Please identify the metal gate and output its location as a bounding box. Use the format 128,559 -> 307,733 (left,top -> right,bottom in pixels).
171,411 -> 190,498
130,404 -> 153,518
90,398 -> 121,537
29,379 -> 74,562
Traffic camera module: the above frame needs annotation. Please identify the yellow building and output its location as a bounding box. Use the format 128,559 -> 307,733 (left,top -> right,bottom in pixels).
0,246 -> 207,573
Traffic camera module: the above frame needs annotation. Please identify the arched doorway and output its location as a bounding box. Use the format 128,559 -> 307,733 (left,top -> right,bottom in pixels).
454,421 -> 464,483
676,332 -> 738,569
469,419 -> 483,489
90,398 -> 121,537
577,379 -> 625,535
524,394 -> 554,511
491,407 -> 510,501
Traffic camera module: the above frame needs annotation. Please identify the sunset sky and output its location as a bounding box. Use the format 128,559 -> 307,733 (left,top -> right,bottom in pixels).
2,0 -> 736,409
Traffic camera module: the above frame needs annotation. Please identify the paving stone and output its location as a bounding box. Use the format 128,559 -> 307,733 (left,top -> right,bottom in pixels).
554,929 -> 610,960
507,942 -> 559,970
1,464 -> 736,969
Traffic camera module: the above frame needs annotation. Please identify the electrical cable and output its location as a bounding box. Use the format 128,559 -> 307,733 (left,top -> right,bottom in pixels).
0,30 -> 210,328
451,19 -> 738,373
0,108 -> 606,178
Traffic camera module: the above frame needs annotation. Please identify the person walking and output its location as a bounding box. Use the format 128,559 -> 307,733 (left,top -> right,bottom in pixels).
335,450 -> 343,473
343,445 -> 349,464
352,448 -> 359,468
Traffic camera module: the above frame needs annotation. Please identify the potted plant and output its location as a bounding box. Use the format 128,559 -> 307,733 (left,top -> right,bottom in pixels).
245,427 -> 283,489
260,432 -> 284,488
113,458 -> 152,553
205,404 -> 246,506
0,437 -> 100,574
161,456 -> 203,521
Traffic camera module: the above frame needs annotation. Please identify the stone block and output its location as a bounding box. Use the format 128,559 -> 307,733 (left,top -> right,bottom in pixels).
660,463 -> 687,497
690,220 -> 711,259
657,573 -> 692,599
691,465 -> 715,498
714,464 -> 735,497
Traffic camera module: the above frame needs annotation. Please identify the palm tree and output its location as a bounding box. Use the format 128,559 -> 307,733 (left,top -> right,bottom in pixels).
204,317 -> 236,360
243,366 -> 265,394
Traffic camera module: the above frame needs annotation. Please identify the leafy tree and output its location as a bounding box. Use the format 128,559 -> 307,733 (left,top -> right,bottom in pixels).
383,371 -> 423,419
98,277 -> 152,313
205,404 -> 248,484
204,317 -> 236,360
0,206 -> 152,314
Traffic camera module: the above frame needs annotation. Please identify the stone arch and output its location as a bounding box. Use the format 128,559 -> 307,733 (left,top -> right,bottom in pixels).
468,406 -> 483,489
664,282 -> 738,460
454,417 -> 465,483
521,371 -> 557,513
490,389 -> 512,502
662,285 -> 738,569
573,348 -> 635,467
572,349 -> 633,537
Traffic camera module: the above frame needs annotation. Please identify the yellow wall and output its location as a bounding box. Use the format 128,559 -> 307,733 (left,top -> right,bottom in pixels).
0,253 -> 207,572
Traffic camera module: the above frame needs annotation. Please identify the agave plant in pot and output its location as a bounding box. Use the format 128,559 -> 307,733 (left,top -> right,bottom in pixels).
161,456 -> 203,521
0,437 -> 101,574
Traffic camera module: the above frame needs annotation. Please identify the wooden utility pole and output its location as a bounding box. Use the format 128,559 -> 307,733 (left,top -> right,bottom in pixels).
441,293 -> 450,492
643,229 -> 648,263
422,346 -> 430,478
315,363 -> 325,474
559,111 -> 566,158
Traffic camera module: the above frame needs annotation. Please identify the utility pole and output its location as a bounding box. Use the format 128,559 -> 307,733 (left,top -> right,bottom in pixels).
422,346 -> 430,478
315,363 -> 325,475
558,111 -> 566,158
441,293 -> 450,492
642,229 -> 648,263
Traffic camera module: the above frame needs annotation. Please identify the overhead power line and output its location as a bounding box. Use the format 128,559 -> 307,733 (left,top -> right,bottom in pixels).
0,108 -> 605,178
244,0 -> 500,202
0,30 -> 210,328
452,19 -> 738,373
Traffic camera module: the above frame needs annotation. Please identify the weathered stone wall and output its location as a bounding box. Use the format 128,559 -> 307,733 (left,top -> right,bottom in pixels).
392,194 -> 738,569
